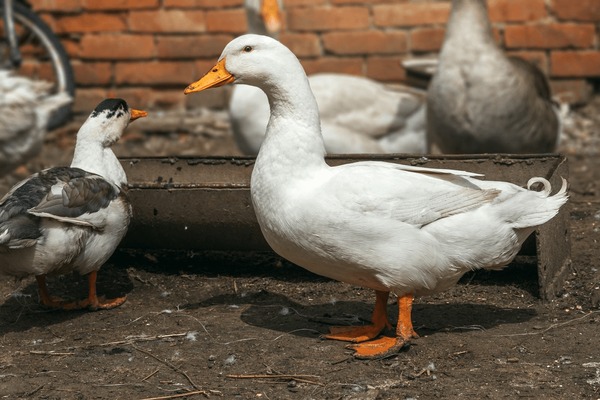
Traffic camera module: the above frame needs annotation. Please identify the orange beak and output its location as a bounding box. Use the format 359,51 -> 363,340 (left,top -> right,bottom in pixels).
130,109 -> 148,122
260,0 -> 282,34
184,58 -> 235,94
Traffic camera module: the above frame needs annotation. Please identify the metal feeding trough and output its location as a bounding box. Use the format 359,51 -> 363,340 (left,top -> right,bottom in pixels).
119,154 -> 570,300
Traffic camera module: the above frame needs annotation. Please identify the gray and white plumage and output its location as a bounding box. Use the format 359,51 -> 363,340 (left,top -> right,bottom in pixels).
229,0 -> 427,155
0,98 -> 145,310
426,0 -> 560,154
0,70 -> 71,176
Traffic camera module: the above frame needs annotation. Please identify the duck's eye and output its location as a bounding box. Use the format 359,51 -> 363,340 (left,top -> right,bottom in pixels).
243,46 -> 253,53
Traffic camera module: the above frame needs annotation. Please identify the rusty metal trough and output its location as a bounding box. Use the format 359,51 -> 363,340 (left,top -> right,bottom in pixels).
119,154 -> 570,300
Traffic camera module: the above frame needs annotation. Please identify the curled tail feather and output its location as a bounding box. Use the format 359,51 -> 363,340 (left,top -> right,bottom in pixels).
512,177 -> 568,229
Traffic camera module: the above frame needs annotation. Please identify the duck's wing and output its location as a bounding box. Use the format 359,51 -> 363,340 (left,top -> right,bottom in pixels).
326,162 -> 499,227
27,168 -> 121,228
0,167 -> 121,249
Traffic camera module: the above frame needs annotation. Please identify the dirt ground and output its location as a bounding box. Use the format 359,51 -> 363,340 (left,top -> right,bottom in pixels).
0,99 -> 599,400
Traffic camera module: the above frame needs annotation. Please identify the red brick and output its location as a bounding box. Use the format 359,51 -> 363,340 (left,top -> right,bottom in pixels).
300,57 -> 363,76
374,3 -> 450,27
164,0 -> 243,8
148,89 -> 187,110
331,0 -> 402,4
82,0 -> 158,10
129,10 -> 206,33
280,33 -> 322,58
551,0 -> 600,22
322,31 -> 407,55
410,27 -> 445,52
488,0 -> 547,22
285,0 -> 327,7
115,62 -> 196,85
61,39 -> 81,58
205,9 -> 247,33
550,79 -> 593,105
54,14 -> 126,33
507,51 -> 548,74
157,35 -> 233,59
80,34 -> 155,60
288,7 -> 369,31
551,51 -> 600,77
74,88 -> 109,113
32,0 -> 82,12
194,60 -> 221,76
72,61 -> 113,85
366,56 -> 405,82
505,24 -> 595,49
111,88 -> 153,110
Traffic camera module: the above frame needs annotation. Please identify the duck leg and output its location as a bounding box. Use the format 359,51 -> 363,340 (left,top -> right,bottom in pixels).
347,293 -> 419,359
35,275 -> 66,308
322,290 -> 392,343
60,270 -> 126,311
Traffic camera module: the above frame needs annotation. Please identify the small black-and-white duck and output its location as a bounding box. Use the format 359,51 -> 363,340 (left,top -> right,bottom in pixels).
427,0 -> 560,154
0,98 -> 146,310
0,70 -> 72,176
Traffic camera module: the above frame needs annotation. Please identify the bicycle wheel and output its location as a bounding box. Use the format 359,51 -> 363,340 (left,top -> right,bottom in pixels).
0,0 -> 75,129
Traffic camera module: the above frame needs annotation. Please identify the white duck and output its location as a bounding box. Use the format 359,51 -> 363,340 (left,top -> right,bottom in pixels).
427,0 -> 560,154
0,70 -> 72,176
185,35 -> 568,358
0,98 -> 147,310
229,0 -> 427,155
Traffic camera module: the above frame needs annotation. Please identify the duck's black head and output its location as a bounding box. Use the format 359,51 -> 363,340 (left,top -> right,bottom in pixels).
90,98 -> 129,119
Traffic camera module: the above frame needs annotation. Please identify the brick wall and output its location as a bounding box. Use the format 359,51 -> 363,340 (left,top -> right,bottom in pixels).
32,0 -> 600,114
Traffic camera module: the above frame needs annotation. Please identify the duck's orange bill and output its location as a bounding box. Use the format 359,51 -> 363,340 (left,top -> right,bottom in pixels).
261,0 -> 282,34
184,58 -> 235,94
130,109 -> 148,121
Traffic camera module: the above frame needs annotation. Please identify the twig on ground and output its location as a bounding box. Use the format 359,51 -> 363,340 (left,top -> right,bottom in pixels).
142,368 -> 160,381
131,344 -> 202,392
138,390 -> 212,400
24,384 -> 44,397
495,310 -> 599,337
29,350 -> 74,356
226,373 -> 323,386
99,333 -> 190,347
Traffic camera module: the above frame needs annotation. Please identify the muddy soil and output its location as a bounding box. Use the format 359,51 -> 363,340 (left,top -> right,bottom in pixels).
0,101 -> 599,400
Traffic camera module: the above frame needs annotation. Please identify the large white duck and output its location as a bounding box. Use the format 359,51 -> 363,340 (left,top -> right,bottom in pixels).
0,98 -> 146,310
0,70 -> 72,176
228,0 -> 426,155
427,0 -> 560,154
185,35 -> 568,358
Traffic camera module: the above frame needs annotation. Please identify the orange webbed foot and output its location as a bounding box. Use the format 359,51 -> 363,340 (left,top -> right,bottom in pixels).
60,295 -> 127,311
321,291 -> 392,343
323,323 -> 391,343
347,336 -> 410,359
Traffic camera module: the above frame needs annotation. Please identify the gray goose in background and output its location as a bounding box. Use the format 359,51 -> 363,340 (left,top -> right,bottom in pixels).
0,99 -> 146,311
229,0 -> 427,155
426,0 -> 560,154
0,70 -> 71,176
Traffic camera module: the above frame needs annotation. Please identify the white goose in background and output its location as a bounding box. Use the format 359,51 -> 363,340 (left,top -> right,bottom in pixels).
427,0 -> 560,154
185,35 -> 568,358
229,0 -> 427,155
0,70 -> 72,176
0,99 -> 147,311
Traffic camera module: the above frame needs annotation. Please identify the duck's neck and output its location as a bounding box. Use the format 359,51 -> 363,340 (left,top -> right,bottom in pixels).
255,69 -> 327,173
442,0 -> 497,56
71,127 -> 127,187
